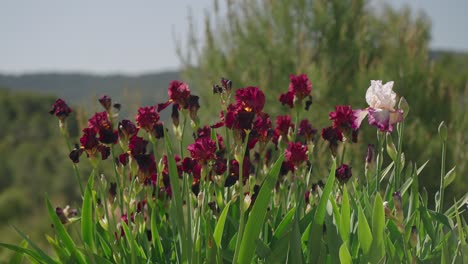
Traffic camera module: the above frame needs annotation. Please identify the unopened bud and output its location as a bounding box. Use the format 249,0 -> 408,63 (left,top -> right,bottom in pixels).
243,194 -> 252,213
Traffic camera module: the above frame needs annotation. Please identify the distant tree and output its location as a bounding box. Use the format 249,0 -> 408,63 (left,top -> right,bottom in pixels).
180,0 -> 467,203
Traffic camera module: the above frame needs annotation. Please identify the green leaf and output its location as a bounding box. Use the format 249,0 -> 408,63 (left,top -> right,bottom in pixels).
46,197 -> 86,264
266,231 -> 291,264
273,206 -> 296,239
369,193 -> 385,263
315,159 -> 337,225
164,136 -> 189,260
340,186 -> 350,243
289,217 -> 303,264
339,243 -> 352,264
443,166 -> 456,188
0,242 -> 51,264
386,134 -> 397,162
237,154 -> 284,264
11,226 -> 57,264
151,205 -> 164,259
9,240 -> 28,264
81,170 -> 95,252
214,200 -> 231,248
309,159 -> 336,262
358,205 -> 373,255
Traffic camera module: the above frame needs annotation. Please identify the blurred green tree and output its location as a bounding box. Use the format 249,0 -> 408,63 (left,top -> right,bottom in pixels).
179,0 -> 467,203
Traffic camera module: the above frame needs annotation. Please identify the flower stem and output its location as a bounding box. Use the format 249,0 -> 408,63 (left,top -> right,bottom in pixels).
60,124 -> 84,196
374,131 -> 385,193
438,138 -> 447,213
233,131 -> 251,264
110,146 -> 124,215
394,121 -> 405,191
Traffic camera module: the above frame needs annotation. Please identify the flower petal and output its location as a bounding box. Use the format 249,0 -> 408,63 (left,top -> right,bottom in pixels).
368,108 -> 392,132
352,109 -> 368,130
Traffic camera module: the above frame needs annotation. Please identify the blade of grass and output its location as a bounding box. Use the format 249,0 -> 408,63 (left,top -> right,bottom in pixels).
164,135 -> 189,262
9,240 -> 28,264
309,158 -> 336,262
214,200 -> 231,248
237,154 -> 284,263
12,225 -> 58,264
0,242 -> 49,264
339,243 -> 352,264
81,169 -> 95,252
369,193 -> 385,263
358,205 -> 373,255
151,205 -> 164,259
340,185 -> 350,243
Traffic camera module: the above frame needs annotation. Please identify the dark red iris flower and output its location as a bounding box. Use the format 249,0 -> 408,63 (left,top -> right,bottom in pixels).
158,80 -> 191,112
275,115 -> 295,136
49,98 -> 72,121
224,157 -> 252,187
298,119 -> 317,142
69,128 -> 110,163
335,164 -> 352,184
279,91 -> 294,108
171,104 -> 180,127
118,120 -> 138,141
129,135 -> 148,156
321,126 -> 343,156
285,142 -> 308,166
98,95 -> 112,112
88,112 -> 118,144
133,154 -> 157,183
136,106 -> 160,133
168,80 -> 191,106
252,112 -> 273,143
289,74 -> 312,100
187,137 -> 217,164
279,74 -> 312,108
235,86 -> 265,113
187,95 -> 200,121
329,105 -> 356,130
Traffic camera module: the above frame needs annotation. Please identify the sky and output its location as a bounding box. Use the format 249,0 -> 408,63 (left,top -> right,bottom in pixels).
1,0 -> 467,74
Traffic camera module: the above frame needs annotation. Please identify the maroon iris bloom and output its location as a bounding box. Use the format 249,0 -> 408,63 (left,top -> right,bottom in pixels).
168,80 -> 191,106
133,154 -> 157,183
88,111 -> 118,144
225,158 -> 252,187
273,115 -> 294,146
153,122 -> 165,139
235,86 -> 265,113
70,128 -> 110,163
329,105 -> 356,130
279,91 -> 295,108
187,137 -> 217,164
335,164 -> 352,184
118,120 -> 138,140
366,144 -> 375,164
49,98 -> 72,121
285,142 -> 308,166
275,115 -> 295,136
289,74 -> 312,100
129,135 -> 148,156
187,95 -> 200,121
196,126 -> 212,139
171,104 -> 180,127
119,153 -> 129,166
298,119 -> 317,142
136,106 -> 160,133
321,126 -> 343,156
99,95 -> 112,112
252,112 -> 273,143
279,74 -> 312,108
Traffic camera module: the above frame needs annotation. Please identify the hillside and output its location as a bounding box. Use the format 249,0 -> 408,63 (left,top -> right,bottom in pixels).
0,71 -> 180,119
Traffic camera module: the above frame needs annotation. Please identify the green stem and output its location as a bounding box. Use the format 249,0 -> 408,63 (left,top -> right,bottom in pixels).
375,131 -> 384,193
110,146 -> 124,215
180,114 -> 188,157
394,121 -> 405,191
61,125 -> 84,196
150,138 -> 160,200
233,131 -> 250,264
438,139 -> 446,213
340,142 -> 347,165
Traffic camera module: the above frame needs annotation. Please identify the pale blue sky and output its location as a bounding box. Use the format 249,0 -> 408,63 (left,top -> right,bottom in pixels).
0,0 -> 467,74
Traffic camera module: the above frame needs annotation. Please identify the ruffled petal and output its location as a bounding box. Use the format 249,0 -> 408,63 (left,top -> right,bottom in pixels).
389,109 -> 404,128
352,109 -> 368,130
368,108 -> 392,132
